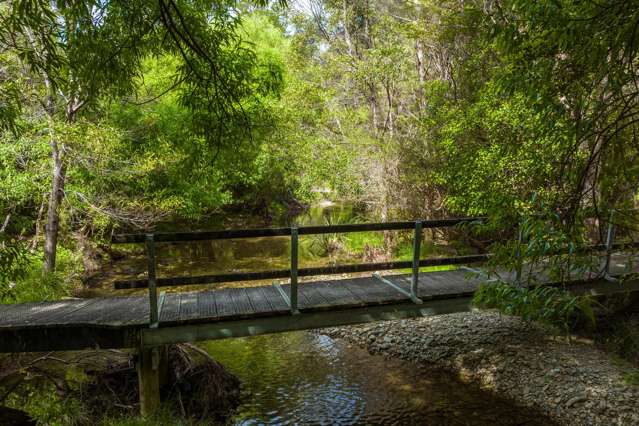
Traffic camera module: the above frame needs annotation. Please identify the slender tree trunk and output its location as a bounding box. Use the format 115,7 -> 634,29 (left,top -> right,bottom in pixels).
1,214 -> 10,232
42,73 -> 58,273
415,39 -> 426,110
369,86 -> 380,132
385,82 -> 394,137
43,136 -> 65,274
42,74 -> 74,274
342,0 -> 354,57
30,194 -> 46,251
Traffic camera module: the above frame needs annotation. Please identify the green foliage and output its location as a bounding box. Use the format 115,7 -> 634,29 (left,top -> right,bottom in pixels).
622,370 -> 639,386
473,281 -> 596,333
5,381 -> 86,426
0,247 -> 78,304
599,316 -> 639,366
0,235 -> 29,299
305,222 -> 349,261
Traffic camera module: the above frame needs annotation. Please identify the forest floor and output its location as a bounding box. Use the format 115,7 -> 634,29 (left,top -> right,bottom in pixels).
323,311 -> 639,426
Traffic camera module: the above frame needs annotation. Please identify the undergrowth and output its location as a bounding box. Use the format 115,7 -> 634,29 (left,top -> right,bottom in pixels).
1,246 -> 81,304
473,281 -> 596,333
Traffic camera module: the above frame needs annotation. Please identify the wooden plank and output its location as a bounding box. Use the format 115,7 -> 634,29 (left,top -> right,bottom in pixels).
98,296 -> 148,326
196,290 -> 217,320
61,297 -> 138,325
0,303 -> 30,321
244,286 -> 274,314
0,299 -> 95,327
298,282 -> 331,310
214,289 -> 237,318
178,292 -> 199,321
416,271 -> 479,299
229,288 -> 254,317
340,277 -> 409,305
159,293 -> 181,324
0,302 -> 54,326
34,299 -> 102,326
312,280 -> 365,308
257,285 -> 289,312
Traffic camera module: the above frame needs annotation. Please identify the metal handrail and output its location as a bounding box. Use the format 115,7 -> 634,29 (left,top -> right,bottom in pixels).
112,216 -> 487,323
111,214 -> 639,325
111,217 -> 487,243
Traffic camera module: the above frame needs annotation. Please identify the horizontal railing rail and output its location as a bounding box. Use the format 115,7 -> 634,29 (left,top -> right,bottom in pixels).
111,217 -> 487,244
114,254 -> 490,289
113,240 -> 639,290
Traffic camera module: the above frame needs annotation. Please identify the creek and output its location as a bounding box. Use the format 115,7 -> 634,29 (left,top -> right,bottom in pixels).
93,202 -> 552,425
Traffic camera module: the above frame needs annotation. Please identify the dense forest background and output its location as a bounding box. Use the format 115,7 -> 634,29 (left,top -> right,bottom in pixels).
1,0 -> 639,302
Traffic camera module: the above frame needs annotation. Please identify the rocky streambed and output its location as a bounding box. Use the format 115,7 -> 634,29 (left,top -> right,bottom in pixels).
322,311 -> 639,426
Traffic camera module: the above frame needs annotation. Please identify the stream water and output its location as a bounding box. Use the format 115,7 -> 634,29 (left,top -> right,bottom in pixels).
95,203 -> 553,425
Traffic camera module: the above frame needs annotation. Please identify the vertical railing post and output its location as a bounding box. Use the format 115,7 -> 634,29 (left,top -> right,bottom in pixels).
410,220 -> 423,304
515,220 -> 523,286
604,209 -> 616,277
290,226 -> 299,314
146,233 -> 159,328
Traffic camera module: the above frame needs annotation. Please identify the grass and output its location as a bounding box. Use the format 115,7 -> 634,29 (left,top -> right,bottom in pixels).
343,231 -> 385,254
623,369 -> 639,386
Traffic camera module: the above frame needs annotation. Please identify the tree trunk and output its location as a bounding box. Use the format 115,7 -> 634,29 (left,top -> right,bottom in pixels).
30,194 -> 46,251
415,39 -> 426,110
43,140 -> 65,274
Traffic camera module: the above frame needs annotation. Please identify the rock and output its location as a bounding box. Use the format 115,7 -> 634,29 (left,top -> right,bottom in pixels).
565,396 -> 586,407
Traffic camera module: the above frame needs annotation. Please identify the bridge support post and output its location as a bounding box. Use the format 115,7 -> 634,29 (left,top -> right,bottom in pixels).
604,209 -> 616,278
290,226 -> 299,314
137,345 -> 165,417
146,234 -> 159,328
410,220 -> 423,304
515,221 -> 524,286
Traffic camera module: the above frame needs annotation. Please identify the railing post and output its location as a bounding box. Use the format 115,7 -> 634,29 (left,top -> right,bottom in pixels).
411,220 -> 423,303
290,226 -> 299,314
604,209 -> 616,277
146,233 -> 159,328
515,221 -> 523,286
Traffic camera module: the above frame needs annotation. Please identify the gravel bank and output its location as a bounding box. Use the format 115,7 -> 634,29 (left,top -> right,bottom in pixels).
322,311 -> 639,426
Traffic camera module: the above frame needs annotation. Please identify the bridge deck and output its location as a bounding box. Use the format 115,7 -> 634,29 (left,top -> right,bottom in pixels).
1,255 -> 637,353
1,270 -> 479,331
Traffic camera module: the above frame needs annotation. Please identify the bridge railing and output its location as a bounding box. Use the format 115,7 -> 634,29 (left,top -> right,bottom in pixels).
112,217 -> 488,326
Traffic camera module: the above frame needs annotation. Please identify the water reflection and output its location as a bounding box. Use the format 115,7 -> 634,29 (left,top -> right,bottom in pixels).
200,332 -> 554,426
90,202 -> 366,296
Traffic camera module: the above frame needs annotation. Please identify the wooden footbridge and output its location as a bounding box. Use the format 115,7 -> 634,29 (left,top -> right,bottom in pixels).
1,216 -> 638,414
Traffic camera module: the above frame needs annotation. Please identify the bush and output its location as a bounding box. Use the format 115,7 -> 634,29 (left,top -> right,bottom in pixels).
473,281 -> 596,333
1,246 -> 81,304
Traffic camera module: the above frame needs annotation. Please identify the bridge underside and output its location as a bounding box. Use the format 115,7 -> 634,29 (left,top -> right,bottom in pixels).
0,296 -> 476,352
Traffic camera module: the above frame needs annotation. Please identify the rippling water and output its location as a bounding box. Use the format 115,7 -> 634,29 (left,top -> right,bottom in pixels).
200,331 -> 553,426
96,203 -> 554,424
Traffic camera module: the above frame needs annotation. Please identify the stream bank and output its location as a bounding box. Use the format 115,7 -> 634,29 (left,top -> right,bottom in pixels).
323,311 -> 639,426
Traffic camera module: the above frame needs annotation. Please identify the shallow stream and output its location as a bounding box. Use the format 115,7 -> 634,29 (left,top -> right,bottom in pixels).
95,202 -> 553,425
